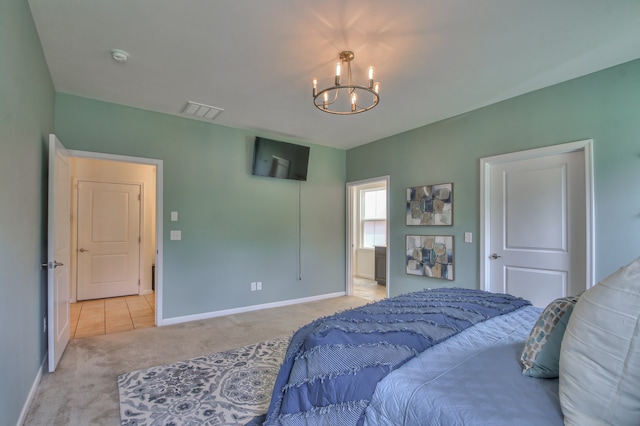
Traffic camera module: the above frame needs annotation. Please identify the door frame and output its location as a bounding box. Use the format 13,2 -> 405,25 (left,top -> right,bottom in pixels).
68,149 -> 165,326
346,176 -> 390,296
479,139 -> 595,292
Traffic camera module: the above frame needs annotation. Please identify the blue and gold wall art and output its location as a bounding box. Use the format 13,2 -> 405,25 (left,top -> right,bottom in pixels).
406,183 -> 453,225
406,235 -> 454,280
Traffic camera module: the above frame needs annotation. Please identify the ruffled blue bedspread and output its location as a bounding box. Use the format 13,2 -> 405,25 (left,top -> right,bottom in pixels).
262,288 -> 530,426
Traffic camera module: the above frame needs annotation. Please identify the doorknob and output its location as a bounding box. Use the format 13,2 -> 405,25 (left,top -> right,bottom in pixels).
79,248 -> 89,253
41,261 -> 64,269
490,253 -> 502,259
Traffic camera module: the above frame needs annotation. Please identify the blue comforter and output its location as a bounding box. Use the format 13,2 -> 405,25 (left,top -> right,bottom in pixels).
263,288 -> 530,426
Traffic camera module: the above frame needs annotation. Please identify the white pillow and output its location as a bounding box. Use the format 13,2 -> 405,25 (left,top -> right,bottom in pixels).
559,257 -> 640,425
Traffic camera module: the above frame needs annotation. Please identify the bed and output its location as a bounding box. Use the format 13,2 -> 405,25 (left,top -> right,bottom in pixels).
260,257 -> 640,426
261,288 -> 543,425
364,304 -> 562,425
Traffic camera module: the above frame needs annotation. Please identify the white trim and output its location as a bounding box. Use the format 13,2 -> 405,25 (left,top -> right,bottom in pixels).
68,149 -> 164,325
158,292 -> 346,326
18,357 -> 45,426
346,185 -> 355,295
346,176 -> 390,298
479,139 -> 595,292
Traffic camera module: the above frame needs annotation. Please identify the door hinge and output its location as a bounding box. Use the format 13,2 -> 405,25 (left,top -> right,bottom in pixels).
138,194 -> 141,201
139,236 -> 141,243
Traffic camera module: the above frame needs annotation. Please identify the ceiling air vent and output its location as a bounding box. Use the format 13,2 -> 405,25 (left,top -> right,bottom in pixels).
181,101 -> 224,121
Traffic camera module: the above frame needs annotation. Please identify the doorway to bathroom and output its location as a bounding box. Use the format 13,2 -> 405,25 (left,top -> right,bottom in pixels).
346,176 -> 389,301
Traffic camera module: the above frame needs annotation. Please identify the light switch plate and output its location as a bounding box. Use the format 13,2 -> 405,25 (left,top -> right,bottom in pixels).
464,232 -> 472,243
170,230 -> 182,240
171,211 -> 178,221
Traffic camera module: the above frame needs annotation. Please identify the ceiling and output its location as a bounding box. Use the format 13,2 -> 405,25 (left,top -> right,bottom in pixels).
28,0 -> 640,150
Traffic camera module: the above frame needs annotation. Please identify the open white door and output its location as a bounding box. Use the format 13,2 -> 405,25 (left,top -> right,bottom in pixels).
46,134 -> 71,372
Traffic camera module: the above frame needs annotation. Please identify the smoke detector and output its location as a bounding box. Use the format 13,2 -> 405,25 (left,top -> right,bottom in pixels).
111,49 -> 129,63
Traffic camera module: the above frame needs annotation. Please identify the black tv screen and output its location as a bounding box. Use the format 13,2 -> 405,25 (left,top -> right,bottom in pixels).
251,137 -> 310,181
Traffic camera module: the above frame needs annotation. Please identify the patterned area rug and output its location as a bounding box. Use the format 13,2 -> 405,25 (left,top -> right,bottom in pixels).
118,337 -> 289,425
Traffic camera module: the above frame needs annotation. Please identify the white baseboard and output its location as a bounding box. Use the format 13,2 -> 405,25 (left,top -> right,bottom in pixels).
356,274 -> 375,280
158,292 -> 346,326
140,289 -> 154,296
18,356 -> 45,426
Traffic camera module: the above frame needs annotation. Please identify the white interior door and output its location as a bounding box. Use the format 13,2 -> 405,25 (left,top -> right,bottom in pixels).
486,150 -> 587,307
76,181 -> 141,300
46,134 -> 71,372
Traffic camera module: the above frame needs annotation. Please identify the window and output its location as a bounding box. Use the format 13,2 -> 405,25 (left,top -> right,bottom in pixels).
361,188 -> 386,248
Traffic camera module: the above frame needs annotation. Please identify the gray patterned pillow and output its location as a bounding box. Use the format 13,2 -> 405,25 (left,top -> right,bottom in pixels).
520,295 -> 580,378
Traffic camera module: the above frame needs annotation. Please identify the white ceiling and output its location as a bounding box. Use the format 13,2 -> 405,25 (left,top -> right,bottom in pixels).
28,0 -> 640,150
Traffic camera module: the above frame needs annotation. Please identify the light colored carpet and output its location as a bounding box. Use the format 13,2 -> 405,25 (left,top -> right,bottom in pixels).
118,337 -> 289,425
24,295 -> 370,425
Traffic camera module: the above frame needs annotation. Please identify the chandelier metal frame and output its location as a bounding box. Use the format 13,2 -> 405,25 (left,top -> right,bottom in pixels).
312,51 -> 380,115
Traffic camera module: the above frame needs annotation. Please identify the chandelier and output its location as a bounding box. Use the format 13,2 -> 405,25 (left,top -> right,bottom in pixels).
312,51 -> 380,115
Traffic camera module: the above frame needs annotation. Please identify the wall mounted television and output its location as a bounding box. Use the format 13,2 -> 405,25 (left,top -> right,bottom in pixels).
251,137 -> 310,181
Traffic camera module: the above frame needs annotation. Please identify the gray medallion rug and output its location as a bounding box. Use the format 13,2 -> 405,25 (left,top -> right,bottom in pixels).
118,336 -> 289,425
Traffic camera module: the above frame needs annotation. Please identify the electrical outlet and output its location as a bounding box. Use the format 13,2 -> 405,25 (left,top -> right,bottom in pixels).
256,282 -> 262,291
251,282 -> 257,291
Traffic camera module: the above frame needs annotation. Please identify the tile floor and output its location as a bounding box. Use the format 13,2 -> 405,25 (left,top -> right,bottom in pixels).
353,276 -> 387,302
70,294 -> 155,339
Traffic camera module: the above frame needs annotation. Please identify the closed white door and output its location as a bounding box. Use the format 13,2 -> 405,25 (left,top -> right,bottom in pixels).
47,134 -> 71,372
488,150 -> 586,307
76,181 -> 141,300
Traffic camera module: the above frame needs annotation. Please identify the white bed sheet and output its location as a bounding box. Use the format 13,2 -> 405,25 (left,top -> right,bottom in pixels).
364,305 -> 563,426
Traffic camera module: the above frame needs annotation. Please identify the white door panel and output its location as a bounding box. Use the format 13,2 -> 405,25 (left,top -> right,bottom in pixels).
505,267 -> 567,307
488,150 -> 585,307
47,134 -> 71,372
77,181 -> 141,300
503,165 -> 567,251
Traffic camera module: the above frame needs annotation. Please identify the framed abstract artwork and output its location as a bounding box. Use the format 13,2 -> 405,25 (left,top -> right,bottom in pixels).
406,183 -> 453,225
405,235 -> 454,280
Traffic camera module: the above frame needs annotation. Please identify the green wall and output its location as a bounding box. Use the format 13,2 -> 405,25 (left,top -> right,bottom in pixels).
54,94 -> 347,319
347,59 -> 640,297
4,0 -> 640,419
0,0 -> 55,423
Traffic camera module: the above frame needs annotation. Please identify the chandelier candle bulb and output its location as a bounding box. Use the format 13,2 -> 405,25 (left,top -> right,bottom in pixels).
374,81 -> 380,94
351,92 -> 357,112
323,92 -> 329,109
335,63 -> 341,85
312,78 -> 318,97
368,66 -> 375,88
